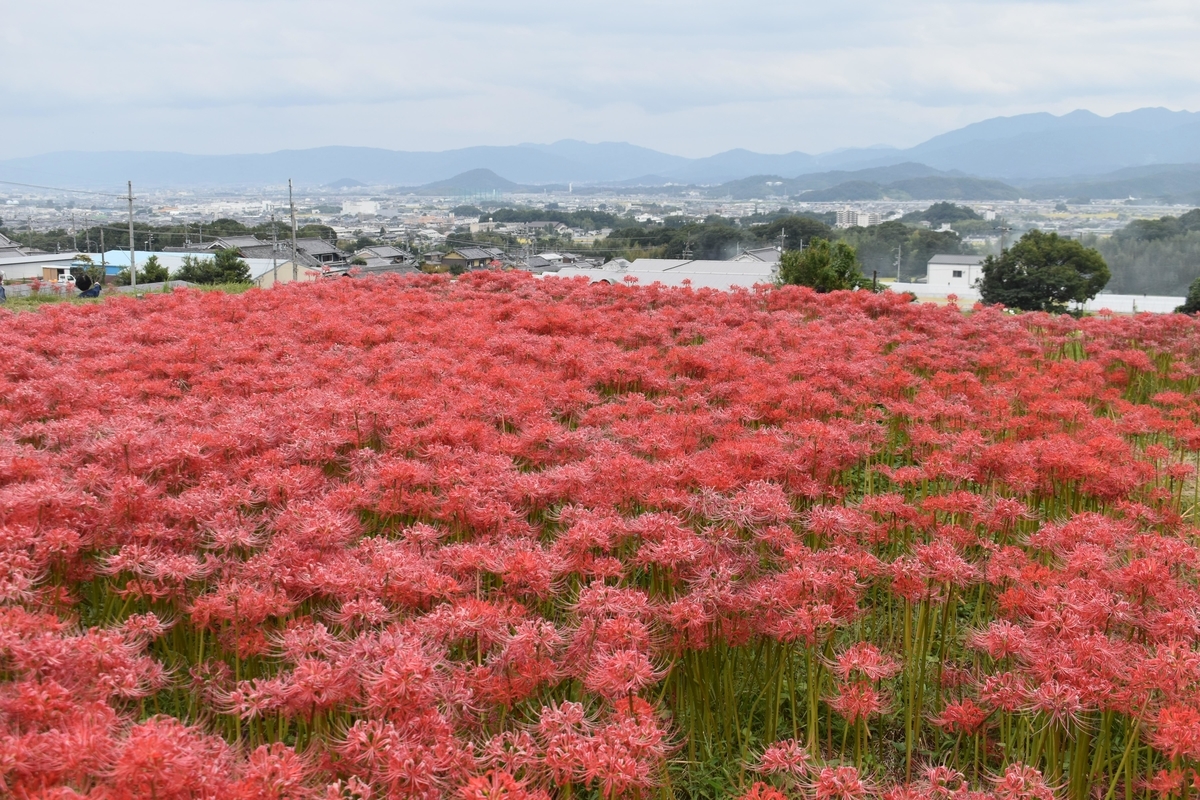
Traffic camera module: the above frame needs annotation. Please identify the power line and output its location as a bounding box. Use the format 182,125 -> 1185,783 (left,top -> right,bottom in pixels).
0,179 -> 126,198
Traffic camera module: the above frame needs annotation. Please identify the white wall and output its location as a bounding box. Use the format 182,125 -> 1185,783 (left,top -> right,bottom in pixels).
0,255 -> 78,281
926,262 -> 984,289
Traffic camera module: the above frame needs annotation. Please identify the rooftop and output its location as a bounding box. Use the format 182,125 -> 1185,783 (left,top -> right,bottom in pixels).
928,254 -> 986,265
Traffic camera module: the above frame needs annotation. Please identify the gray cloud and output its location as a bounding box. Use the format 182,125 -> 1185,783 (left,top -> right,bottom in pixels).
0,0 -> 1197,158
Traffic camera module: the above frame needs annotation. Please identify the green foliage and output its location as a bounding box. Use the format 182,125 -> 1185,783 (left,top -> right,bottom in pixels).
838,221 -> 967,280
1178,277 -> 1200,313
979,230 -> 1110,313
1090,209 -> 1200,295
778,238 -> 866,292
296,224 -> 337,241
174,249 -> 250,285
117,254 -> 169,285
485,206 -> 625,231
901,202 -> 981,226
1115,209 -> 1200,241
73,254 -> 105,284
601,220 -> 746,261
451,205 -> 485,218
748,215 -> 833,249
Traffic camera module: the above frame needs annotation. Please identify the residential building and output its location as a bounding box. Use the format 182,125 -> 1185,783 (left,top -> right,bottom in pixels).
442,247 -> 503,271
734,246 -> 781,264
0,231 -> 79,280
252,261 -> 326,290
926,254 -> 986,289
295,238 -> 348,266
355,245 -> 415,268
836,208 -> 882,228
342,200 -> 379,216
0,232 -> 26,259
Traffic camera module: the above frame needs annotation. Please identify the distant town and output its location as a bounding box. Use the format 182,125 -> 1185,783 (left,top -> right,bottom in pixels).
1,176 -> 1195,305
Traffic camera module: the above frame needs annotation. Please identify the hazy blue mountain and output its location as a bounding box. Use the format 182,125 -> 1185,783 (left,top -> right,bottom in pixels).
1021,163 -> 1200,203
713,163 -> 957,199
799,177 -> 1020,202
2,107 -> 1199,189
517,141 -> 690,181
662,149 -> 819,183
903,108 -> 1200,179
408,169 -> 523,196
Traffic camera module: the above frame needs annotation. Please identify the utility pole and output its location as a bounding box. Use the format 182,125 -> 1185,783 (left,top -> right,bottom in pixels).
779,228 -> 787,253
271,213 -> 279,286
998,226 -> 1012,254
100,227 -> 105,269
128,181 -> 136,288
71,213 -> 77,251
289,179 -> 298,282
894,244 -> 902,281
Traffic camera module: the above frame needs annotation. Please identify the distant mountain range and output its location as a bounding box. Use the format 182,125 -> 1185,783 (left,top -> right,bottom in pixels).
1,107 -> 1199,194
415,161 -> 1200,205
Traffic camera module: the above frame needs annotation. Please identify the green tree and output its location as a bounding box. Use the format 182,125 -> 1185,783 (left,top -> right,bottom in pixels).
1178,277 -> 1200,314
115,254 -> 169,285
174,249 -> 250,284
979,230 -> 1110,313
74,254 -> 104,285
778,238 -> 866,292
900,202 -> 981,226
749,215 -> 832,249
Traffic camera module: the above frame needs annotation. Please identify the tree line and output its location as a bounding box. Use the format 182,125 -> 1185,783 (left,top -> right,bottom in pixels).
0,218 -> 337,258
1088,208 -> 1200,296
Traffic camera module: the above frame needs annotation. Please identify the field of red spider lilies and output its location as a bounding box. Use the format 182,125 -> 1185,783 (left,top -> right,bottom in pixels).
3,273 -> 1200,800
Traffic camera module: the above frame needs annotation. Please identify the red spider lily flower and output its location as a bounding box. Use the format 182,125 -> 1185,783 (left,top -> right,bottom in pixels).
930,699 -> 989,735
754,738 -> 812,779
583,649 -> 664,701
231,743 -> 312,800
107,716 -> 232,800
738,782 -> 790,800
829,682 -> 890,724
811,765 -> 873,800
460,769 -> 550,800
990,762 -> 1055,800
1024,680 -> 1084,730
834,642 -> 902,682
967,620 -> 1028,660
1149,704 -> 1200,761
920,765 -> 968,799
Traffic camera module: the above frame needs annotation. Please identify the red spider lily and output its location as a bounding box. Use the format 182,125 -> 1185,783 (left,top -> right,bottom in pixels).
834,642 -> 902,682
3,273 -> 1200,799
1150,704 -> 1200,761
989,762 -> 1056,800
230,743 -> 313,800
829,681 -> 890,724
811,765 -> 873,800
584,649 -> 664,701
460,769 -> 550,800
931,699 -> 990,735
738,782 -> 791,800
107,716 -> 233,800
754,738 -> 812,779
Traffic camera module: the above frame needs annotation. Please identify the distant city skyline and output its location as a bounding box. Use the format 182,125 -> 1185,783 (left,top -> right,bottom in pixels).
1,0 -> 1198,160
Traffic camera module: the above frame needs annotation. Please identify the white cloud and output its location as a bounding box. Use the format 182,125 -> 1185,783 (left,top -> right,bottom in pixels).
0,0 -> 1197,158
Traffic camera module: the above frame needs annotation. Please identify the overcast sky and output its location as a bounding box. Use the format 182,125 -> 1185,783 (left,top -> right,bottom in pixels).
1,0 -> 1198,160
